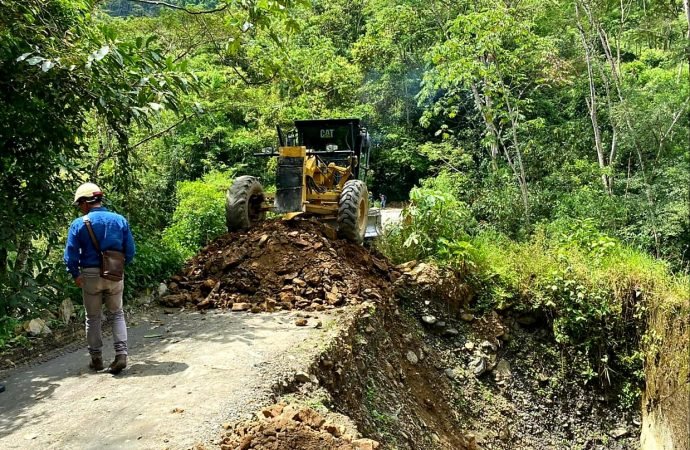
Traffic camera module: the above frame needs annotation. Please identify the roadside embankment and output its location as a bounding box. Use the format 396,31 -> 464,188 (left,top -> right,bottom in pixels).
641,295 -> 689,450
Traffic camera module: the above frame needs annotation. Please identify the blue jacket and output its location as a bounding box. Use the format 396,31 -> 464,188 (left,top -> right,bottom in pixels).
64,207 -> 135,279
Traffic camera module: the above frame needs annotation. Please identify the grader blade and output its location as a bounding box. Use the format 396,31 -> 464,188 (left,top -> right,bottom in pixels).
365,207 -> 383,239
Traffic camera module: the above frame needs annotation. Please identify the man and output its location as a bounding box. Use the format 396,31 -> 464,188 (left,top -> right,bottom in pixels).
64,183 -> 135,374
379,193 -> 387,209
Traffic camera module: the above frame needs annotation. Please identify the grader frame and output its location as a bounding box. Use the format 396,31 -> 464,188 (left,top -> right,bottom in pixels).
225,119 -> 381,243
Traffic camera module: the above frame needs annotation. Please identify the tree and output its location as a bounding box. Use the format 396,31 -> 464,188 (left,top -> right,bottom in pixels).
421,0 -> 563,225
0,0 -> 194,314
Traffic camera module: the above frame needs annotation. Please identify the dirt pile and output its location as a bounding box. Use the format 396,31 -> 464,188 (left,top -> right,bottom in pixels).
220,403 -> 380,450
160,219 -> 393,312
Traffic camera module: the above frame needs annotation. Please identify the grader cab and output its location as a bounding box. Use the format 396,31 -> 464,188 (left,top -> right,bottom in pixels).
225,118 -> 382,243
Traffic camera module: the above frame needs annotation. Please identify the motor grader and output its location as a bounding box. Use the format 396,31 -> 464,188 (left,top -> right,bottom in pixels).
225,118 -> 382,243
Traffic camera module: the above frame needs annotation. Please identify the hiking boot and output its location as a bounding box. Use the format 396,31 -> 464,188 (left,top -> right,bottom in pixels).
89,354 -> 104,371
108,354 -> 127,375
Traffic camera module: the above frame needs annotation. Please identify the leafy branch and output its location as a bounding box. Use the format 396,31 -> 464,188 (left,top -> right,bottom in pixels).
125,0 -> 229,14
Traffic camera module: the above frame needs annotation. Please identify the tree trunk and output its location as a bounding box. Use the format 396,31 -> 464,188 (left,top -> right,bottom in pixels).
471,83 -> 499,171
684,0 -> 690,80
504,94 -> 531,224
14,232 -> 32,273
575,1 -> 612,194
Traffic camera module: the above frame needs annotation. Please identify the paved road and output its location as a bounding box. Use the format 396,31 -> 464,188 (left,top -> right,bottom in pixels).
0,309 -> 333,450
380,208 -> 403,229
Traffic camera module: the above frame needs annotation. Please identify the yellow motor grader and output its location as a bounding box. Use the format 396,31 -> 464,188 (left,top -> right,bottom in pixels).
225,118 -> 382,243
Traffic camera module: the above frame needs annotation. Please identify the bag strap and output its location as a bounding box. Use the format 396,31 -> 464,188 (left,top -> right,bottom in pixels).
83,216 -> 102,254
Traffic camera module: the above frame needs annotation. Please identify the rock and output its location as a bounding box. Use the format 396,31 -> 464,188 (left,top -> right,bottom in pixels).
444,368 -> 456,380
469,356 -> 487,377
494,359 -> 512,382
295,318 -> 308,326
261,403 -> 285,418
396,260 -> 418,271
406,351 -> 419,364
610,427 -> 629,439
294,238 -> 311,247
516,314 -> 537,325
460,313 -> 475,322
295,408 -> 326,429
59,299 -> 74,324
161,294 -> 186,307
352,438 -> 380,450
443,328 -> 459,337
294,372 -> 311,383
231,302 -> 250,311
325,292 -> 342,305
480,340 -> 497,352
464,342 -> 475,351
257,234 -> 269,246
24,318 -> 50,336
498,425 -> 511,441
421,315 -> 437,325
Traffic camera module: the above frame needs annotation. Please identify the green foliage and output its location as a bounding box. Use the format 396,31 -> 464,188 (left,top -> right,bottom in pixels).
377,182 -> 476,264
124,234 -> 184,302
0,0 -> 197,327
162,170 -> 237,258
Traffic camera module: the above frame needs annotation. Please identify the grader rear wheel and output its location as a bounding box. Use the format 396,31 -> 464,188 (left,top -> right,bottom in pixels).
337,180 -> 369,244
226,176 -> 266,231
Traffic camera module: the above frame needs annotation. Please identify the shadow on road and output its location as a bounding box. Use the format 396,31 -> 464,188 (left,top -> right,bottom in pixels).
124,360 -> 189,378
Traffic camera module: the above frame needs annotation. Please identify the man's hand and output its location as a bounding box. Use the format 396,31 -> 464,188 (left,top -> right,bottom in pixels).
75,276 -> 84,288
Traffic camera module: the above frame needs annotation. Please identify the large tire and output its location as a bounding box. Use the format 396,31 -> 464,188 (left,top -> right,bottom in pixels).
338,180 -> 369,244
226,176 -> 266,231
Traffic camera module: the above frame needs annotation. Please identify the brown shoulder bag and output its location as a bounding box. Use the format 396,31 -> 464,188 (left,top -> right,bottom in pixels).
83,216 -> 125,282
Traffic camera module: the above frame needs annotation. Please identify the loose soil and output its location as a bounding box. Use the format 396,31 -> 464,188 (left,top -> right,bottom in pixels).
394,263 -> 641,449
0,321 -> 84,372
160,219 -> 392,313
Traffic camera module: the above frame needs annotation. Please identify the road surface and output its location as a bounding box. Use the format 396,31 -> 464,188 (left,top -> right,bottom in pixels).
0,308 -> 334,450
380,208 -> 403,229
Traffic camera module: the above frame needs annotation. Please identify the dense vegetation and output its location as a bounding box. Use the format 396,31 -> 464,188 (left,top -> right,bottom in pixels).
0,0 -> 687,408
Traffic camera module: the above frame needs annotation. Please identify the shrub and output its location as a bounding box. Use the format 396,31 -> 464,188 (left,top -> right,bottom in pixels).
124,234 -> 183,302
377,184 -> 476,265
162,169 -> 238,259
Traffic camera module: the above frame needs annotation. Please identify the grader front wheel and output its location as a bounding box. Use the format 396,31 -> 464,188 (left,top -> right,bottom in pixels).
338,180 -> 369,244
226,176 -> 266,231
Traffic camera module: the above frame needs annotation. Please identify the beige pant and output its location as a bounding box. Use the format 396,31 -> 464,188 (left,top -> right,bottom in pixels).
81,268 -> 128,355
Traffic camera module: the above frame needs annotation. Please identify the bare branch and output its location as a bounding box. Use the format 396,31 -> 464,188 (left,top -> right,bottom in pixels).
126,0 -> 229,15
130,115 -> 189,150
